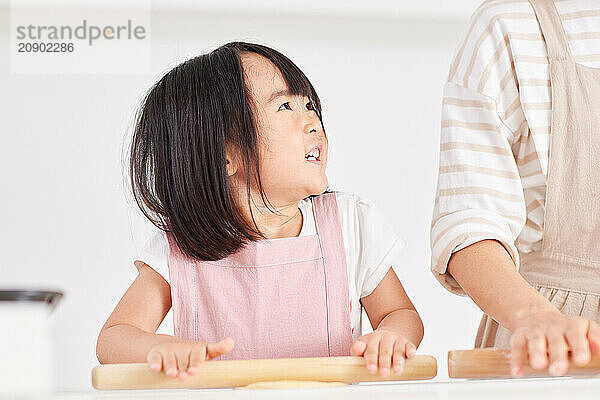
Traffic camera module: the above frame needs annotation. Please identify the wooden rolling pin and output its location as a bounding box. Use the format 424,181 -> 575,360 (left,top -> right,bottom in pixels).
92,355 -> 437,390
449,348 -> 600,379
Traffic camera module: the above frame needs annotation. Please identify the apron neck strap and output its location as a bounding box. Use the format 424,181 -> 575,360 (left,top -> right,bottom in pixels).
312,192 -> 342,245
529,0 -> 572,60
311,192 -> 353,356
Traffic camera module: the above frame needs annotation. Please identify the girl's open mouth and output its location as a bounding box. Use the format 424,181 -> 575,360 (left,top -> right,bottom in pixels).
305,147 -> 321,162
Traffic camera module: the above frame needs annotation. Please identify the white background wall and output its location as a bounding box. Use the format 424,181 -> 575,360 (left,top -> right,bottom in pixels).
0,0 -> 486,391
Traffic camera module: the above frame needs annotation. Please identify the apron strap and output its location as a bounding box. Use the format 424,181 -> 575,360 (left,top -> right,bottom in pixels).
529,0 -> 572,60
312,192 -> 353,356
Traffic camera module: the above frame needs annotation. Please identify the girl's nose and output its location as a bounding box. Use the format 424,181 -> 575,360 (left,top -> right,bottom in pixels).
306,126 -> 324,138
303,110 -> 321,134
305,118 -> 322,135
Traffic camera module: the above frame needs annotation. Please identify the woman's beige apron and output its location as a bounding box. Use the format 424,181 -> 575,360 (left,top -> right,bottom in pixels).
476,0 -> 600,348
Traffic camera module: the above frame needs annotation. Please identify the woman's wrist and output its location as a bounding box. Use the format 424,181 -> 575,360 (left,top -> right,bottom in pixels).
508,302 -> 562,331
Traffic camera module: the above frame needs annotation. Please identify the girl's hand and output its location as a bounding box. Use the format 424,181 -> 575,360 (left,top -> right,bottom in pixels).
350,329 -> 417,377
147,338 -> 235,381
510,312 -> 600,377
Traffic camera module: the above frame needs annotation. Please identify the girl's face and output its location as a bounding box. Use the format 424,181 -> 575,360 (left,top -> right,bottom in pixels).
240,52 -> 328,205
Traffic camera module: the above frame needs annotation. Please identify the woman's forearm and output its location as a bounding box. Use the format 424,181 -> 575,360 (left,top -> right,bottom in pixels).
96,324 -> 181,364
447,239 -> 559,331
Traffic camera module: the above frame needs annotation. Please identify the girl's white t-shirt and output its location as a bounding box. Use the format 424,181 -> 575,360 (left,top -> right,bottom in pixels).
134,191 -> 406,341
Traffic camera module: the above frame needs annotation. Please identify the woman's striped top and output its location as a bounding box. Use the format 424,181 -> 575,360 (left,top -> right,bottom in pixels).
430,0 -> 600,294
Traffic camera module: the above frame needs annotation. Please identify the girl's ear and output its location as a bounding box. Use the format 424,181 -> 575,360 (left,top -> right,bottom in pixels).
225,145 -> 239,177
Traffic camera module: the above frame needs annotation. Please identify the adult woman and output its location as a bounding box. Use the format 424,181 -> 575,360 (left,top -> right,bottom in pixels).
431,0 -> 600,377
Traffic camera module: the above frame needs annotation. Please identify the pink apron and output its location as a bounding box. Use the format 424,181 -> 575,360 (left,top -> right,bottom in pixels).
165,193 -> 353,360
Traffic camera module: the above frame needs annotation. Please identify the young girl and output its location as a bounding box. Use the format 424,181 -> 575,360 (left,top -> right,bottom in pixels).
96,42 -> 424,382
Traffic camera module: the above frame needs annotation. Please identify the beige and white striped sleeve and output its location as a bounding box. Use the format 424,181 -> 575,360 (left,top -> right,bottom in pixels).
431,82 -> 525,295
430,4 -> 529,295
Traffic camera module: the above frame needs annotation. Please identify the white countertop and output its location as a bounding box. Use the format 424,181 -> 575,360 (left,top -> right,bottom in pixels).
42,377 -> 600,400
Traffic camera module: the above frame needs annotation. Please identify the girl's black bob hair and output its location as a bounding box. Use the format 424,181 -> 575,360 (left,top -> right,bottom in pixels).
129,42 -> 323,261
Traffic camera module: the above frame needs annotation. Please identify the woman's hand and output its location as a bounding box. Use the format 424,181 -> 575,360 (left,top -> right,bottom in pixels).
510,311 -> 600,377
350,329 -> 417,377
146,338 -> 235,381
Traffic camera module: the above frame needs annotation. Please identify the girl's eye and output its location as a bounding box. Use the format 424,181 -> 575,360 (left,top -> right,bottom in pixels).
278,102 -> 291,111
